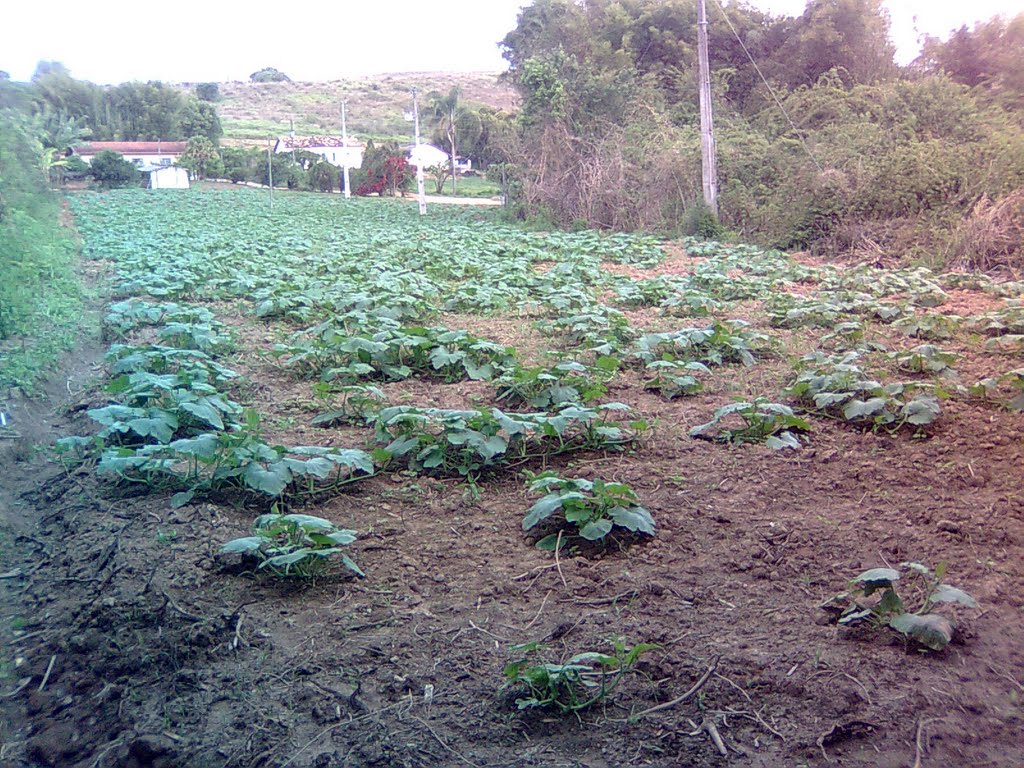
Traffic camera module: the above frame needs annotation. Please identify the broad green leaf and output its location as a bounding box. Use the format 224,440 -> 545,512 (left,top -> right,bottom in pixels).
889,612 -> 954,651
930,585 -> 977,608
221,536 -> 264,554
579,518 -> 614,541
608,505 -> 655,535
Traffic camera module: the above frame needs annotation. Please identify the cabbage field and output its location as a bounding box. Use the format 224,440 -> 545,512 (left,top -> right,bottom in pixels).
3,188 -> 1023,768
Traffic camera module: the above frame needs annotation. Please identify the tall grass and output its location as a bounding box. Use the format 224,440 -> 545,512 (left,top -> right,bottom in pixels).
0,102 -> 86,393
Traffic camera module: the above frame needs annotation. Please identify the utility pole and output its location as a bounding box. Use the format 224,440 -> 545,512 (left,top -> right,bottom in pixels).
697,0 -> 718,216
412,87 -> 427,216
341,101 -> 351,199
289,118 -> 296,166
266,137 -> 274,212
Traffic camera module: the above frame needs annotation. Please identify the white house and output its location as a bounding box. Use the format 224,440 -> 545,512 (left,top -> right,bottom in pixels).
405,143 -> 449,170
150,166 -> 190,189
274,136 -> 364,168
73,141 -> 187,168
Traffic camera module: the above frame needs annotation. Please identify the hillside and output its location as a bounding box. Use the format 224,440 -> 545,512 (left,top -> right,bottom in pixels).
207,72 -> 518,144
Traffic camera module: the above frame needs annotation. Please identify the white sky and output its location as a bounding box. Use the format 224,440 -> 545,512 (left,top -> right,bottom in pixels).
0,1 -> 1021,84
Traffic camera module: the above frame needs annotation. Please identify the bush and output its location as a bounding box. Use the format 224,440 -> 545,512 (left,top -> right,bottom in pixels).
196,82 -> 219,102
250,67 -> 290,83
89,150 -> 139,188
308,161 -> 340,193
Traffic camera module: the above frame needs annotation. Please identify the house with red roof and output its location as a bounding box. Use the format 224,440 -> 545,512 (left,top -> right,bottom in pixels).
274,136 -> 364,169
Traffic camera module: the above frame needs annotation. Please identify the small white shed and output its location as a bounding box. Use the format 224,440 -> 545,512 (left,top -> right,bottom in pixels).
150,166 -> 190,189
406,143 -> 449,170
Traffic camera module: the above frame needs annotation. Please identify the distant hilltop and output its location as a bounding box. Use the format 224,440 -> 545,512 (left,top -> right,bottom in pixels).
182,72 -> 518,145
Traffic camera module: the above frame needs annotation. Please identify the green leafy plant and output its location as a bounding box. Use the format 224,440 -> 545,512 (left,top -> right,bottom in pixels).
502,639 -> 658,713
311,382 -> 388,426
495,361 -> 609,408
630,320 -> 769,368
891,344 -> 958,376
522,471 -> 655,549
221,509 -> 363,579
374,404 -> 639,479
823,561 -> 977,651
786,351 -> 940,430
689,398 -> 810,449
642,360 -> 708,399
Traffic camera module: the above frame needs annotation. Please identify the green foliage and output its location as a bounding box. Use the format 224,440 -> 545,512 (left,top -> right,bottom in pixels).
373,403 -> 639,479
495,361 -> 608,408
195,82 -> 220,102
90,150 -> 139,188
631,320 -> 769,368
523,471 -> 654,549
503,639 -> 658,713
311,382 -> 388,426
824,561 -> 977,651
308,160 -> 339,193
0,103 -> 83,390
786,350 -> 941,430
273,324 -> 518,384
222,509 -> 363,579
250,67 -> 291,83
642,360 -> 708,399
689,398 -> 811,450
178,136 -> 220,180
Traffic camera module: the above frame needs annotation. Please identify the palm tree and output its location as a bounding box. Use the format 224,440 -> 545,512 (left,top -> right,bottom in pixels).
429,87 -> 461,195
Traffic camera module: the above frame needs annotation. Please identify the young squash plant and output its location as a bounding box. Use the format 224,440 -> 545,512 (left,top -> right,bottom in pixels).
522,471 -> 655,550
822,561 -> 977,651
689,398 -> 810,449
503,639 -> 658,713
221,508 -> 364,579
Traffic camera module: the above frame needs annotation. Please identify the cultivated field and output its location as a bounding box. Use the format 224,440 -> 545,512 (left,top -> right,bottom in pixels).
2,188 -> 1022,768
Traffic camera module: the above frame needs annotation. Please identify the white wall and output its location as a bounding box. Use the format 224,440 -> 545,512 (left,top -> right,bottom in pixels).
408,144 -> 449,169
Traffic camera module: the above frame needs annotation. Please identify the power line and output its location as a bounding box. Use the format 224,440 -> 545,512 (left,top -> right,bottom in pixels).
709,0 -> 825,174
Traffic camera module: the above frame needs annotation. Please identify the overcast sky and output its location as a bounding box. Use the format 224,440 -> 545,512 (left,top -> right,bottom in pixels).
1,0 -> 1020,84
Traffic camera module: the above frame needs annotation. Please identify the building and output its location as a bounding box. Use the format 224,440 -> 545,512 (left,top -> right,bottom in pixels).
73,141 -> 187,168
274,136 -> 364,169
149,166 -> 190,189
405,143 -> 449,170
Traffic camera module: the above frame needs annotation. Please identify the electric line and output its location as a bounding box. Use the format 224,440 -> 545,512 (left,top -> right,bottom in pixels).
710,0 -> 825,173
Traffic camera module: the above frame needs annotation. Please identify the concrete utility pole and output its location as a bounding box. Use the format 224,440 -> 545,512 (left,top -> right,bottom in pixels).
697,0 -> 718,216
341,101 -> 351,199
266,137 -> 274,212
412,87 -> 427,216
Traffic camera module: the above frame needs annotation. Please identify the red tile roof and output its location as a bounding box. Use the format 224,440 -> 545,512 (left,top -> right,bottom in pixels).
276,136 -> 364,150
76,141 -> 188,156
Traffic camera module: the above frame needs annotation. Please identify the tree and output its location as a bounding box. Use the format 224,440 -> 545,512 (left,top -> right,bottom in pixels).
180,98 -> 222,143
89,150 -> 138,188
178,136 -> 220,180
308,160 -> 339,192
429,87 -> 462,194
357,142 -> 411,197
195,82 -> 220,102
250,67 -> 290,83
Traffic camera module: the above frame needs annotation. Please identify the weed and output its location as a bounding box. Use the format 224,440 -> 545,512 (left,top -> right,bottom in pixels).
503,638 -> 658,712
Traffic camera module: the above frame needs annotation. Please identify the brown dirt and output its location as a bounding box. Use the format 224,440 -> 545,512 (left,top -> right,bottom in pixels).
1,275 -> 1023,768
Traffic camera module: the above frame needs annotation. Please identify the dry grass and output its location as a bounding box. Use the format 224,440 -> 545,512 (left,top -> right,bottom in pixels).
947,190 -> 1024,275
204,72 -> 518,143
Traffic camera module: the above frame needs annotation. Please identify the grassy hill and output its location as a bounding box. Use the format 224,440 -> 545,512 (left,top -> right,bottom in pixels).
207,72 -> 518,145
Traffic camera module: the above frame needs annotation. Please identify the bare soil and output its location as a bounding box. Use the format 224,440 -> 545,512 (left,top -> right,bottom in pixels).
1,273 -> 1023,768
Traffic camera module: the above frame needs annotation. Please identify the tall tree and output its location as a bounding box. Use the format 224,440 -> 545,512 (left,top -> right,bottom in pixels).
429,87 -> 462,194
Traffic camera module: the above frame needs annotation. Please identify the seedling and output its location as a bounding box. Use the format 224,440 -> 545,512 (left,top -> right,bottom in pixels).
823,561 -> 977,651
689,398 -> 810,449
221,509 -> 364,579
522,471 -> 655,549
503,639 -> 658,713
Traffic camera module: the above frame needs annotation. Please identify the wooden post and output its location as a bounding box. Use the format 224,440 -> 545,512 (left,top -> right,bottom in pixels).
697,0 -> 718,216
